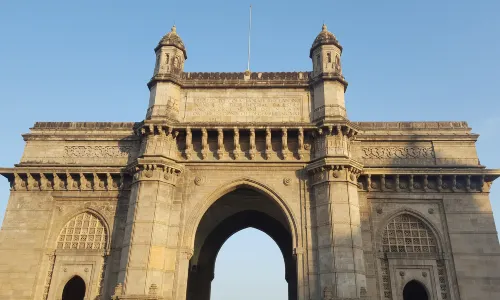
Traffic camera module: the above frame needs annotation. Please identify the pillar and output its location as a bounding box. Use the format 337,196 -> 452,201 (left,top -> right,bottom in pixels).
115,125 -> 184,300
307,126 -> 366,300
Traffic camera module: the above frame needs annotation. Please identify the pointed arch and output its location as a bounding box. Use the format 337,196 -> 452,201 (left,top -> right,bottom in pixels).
56,210 -> 109,251
403,280 -> 429,300
376,208 -> 444,254
183,177 -> 299,251
62,275 -> 86,300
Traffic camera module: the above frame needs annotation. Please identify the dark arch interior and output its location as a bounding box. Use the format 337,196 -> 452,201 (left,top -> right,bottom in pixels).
62,275 -> 86,300
186,188 -> 295,300
403,280 -> 428,300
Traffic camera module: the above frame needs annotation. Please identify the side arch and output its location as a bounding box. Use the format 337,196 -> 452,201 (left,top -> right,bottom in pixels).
182,177 -> 299,253
375,208 -> 445,254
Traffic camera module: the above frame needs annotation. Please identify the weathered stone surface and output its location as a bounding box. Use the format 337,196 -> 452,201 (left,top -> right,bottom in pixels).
0,24 -> 499,300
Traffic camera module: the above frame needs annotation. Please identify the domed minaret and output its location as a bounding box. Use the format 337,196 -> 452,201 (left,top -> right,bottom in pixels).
310,24 -> 348,123
307,25 -> 367,300
147,25 -> 187,121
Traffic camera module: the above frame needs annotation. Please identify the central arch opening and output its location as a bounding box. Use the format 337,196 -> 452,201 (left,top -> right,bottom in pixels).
186,187 -> 296,300
211,228 -> 287,300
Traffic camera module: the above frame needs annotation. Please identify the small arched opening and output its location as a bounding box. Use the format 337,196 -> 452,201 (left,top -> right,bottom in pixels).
62,275 -> 86,300
403,280 -> 428,300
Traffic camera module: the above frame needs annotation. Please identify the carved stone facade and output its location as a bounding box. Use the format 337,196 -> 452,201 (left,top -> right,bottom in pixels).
0,24 -> 499,300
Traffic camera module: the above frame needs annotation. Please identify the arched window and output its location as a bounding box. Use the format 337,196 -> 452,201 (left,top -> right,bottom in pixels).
380,214 -> 448,300
382,214 -> 436,253
57,212 -> 107,250
403,280 -> 428,300
62,276 -> 86,300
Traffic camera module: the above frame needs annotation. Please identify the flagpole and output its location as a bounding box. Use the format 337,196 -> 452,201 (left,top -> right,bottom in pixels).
247,4 -> 252,72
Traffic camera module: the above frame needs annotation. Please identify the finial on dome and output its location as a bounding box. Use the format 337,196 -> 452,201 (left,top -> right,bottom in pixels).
171,25 -> 177,33
310,23 -> 342,57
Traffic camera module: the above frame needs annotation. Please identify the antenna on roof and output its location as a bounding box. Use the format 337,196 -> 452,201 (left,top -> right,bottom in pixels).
246,4 -> 252,72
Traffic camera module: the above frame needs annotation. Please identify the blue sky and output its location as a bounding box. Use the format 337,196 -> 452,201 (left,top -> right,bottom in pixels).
0,1 -> 499,299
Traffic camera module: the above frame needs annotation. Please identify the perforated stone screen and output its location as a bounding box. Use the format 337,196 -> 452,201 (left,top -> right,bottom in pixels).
382,214 -> 436,253
57,212 -> 107,250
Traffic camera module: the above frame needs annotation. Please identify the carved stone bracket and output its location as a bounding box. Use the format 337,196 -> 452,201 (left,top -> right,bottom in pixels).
132,163 -> 182,186
307,159 -> 363,186
358,173 -> 494,193
311,123 -> 358,159
7,171 -> 128,192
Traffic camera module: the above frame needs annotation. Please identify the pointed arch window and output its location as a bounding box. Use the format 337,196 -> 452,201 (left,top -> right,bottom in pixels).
382,214 -> 436,253
57,212 -> 107,250
62,276 -> 86,300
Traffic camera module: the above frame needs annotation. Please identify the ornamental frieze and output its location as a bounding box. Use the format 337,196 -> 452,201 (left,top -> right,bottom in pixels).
361,146 -> 435,159
64,145 -> 135,158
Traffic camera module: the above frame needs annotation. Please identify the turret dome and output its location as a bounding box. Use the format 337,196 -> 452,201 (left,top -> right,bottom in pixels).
310,24 -> 342,58
156,25 -> 187,59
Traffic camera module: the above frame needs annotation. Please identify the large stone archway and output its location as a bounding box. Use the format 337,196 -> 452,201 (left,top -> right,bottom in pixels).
186,188 -> 297,300
1,22 -> 499,300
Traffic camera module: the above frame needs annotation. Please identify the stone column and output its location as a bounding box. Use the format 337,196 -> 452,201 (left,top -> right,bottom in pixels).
116,163 -> 182,299
116,124 -> 184,300
249,128 -> 256,159
201,128 -> 208,159
307,125 -> 366,300
282,127 -> 288,159
175,249 -> 194,300
233,127 -> 240,159
309,163 -> 366,299
265,127 -> 272,160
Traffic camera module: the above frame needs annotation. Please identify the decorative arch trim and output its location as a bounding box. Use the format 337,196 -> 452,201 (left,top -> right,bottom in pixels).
376,208 -> 445,254
55,208 -> 111,253
183,177 -> 299,250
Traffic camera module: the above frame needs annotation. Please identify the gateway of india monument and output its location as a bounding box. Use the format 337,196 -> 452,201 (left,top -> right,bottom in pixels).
0,24 -> 499,300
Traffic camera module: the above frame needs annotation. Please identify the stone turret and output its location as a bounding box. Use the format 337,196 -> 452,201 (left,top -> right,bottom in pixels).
154,25 -> 187,75
310,24 -> 348,123
147,25 -> 186,121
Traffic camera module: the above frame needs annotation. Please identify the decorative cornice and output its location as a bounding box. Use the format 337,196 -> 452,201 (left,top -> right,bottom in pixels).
0,169 -> 130,192
358,172 -> 499,193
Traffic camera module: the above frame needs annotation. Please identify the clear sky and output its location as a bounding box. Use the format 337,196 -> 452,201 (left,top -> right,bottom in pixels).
0,1 -> 499,299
